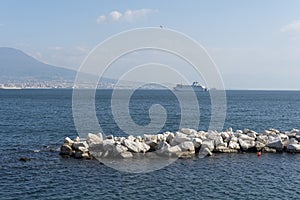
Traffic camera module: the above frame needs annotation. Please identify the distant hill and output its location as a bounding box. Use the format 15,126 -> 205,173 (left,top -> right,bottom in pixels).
0,47 -> 77,82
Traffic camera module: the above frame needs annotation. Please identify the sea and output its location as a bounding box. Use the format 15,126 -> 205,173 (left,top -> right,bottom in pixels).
1,89 -> 300,199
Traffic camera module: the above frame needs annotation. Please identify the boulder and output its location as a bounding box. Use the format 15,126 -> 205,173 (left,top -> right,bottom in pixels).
168,145 -> 182,154
286,144 -> 300,153
74,136 -> 80,142
269,128 -> 280,134
257,135 -> 268,144
247,131 -> 257,138
206,131 -> 220,140
221,132 -> 230,142
87,133 -> 103,145
200,139 -> 215,152
267,138 -> 284,151
144,134 -> 157,141
238,139 -> 255,151
239,134 -> 255,141
138,141 -> 151,153
262,130 -> 272,136
197,131 -> 207,140
228,141 -> 240,150
178,141 -> 195,152
123,139 -> 139,153
230,136 -> 238,143
198,147 -> 213,158
72,141 -> 89,151
60,144 -> 73,156
64,137 -> 74,145
181,128 -> 197,135
166,132 -> 175,143
174,132 -> 191,143
145,140 -> 158,151
123,139 -> 150,153
214,136 -> 225,147
103,139 -> 115,152
255,141 -> 265,151
192,138 -> 202,148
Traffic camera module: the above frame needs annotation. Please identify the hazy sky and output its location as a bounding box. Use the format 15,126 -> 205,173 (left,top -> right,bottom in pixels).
1,0 -> 300,89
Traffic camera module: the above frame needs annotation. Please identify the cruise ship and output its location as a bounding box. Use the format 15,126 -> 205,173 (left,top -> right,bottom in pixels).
174,81 -> 208,92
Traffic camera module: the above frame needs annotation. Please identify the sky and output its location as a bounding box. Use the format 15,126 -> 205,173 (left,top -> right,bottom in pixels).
1,0 -> 300,89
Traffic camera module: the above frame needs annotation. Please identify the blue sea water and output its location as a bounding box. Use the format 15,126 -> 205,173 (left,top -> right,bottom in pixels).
1,89 -> 300,199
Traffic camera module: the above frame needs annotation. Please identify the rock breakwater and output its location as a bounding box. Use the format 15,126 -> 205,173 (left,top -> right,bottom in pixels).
60,128 -> 300,159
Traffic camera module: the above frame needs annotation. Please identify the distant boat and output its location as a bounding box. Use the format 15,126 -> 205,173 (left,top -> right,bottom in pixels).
0,85 -> 22,90
174,81 -> 208,92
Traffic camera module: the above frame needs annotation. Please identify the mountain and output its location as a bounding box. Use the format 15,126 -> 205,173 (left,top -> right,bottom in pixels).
0,47 -> 77,82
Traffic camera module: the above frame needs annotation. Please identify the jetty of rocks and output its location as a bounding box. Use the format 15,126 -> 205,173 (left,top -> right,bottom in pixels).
60,128 -> 300,159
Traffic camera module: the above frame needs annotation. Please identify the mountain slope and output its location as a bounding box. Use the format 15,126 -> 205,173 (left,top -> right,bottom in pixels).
0,47 -> 76,81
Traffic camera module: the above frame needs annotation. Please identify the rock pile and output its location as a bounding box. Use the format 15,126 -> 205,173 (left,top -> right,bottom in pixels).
60,128 -> 300,159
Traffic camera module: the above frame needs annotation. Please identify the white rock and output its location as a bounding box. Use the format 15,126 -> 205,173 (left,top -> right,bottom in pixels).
192,138 -> 202,148
181,128 -> 197,135
156,134 -> 164,142
238,139 -> 255,150
262,130 -> 272,136
78,146 -> 89,153
227,127 -> 233,133
120,151 -> 133,158
198,147 -> 213,158
127,135 -> 136,141
174,132 -> 191,143
64,137 -> 74,145
230,136 -> 238,143
221,132 -> 230,142
206,131 -> 220,140
178,141 -> 195,152
197,131 -> 207,140
87,133 -> 103,145
243,128 -> 250,134
247,131 -> 257,138
269,128 -> 280,134
123,139 -> 150,153
239,134 -> 255,141
144,134 -> 157,141
200,139 -> 215,152
123,139 -> 139,153
257,135 -> 268,144
286,144 -> 300,153
73,136 -> 80,142
114,144 -> 128,154
103,139 -> 115,152
138,141 -> 151,153
214,136 -> 225,147
228,141 -> 240,150
168,145 -> 182,154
